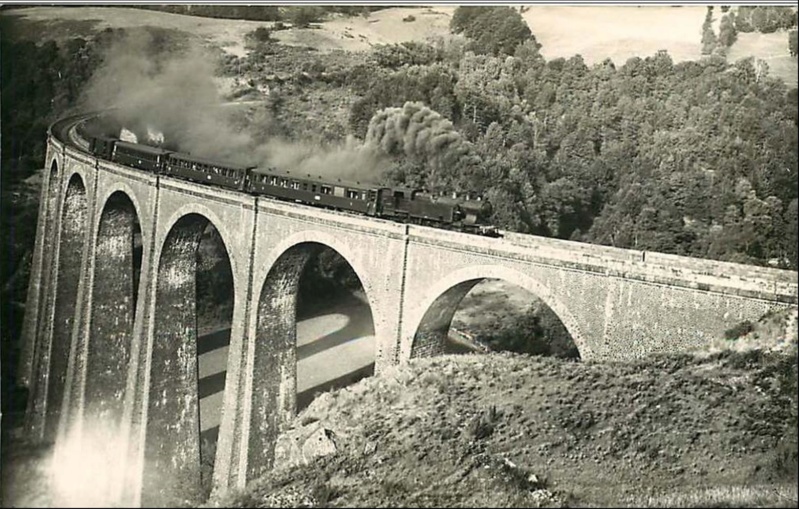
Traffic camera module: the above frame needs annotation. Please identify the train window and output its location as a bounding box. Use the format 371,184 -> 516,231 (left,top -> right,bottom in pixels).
302,183 -> 309,191
312,184 -> 317,192
321,185 -> 332,195
290,181 -> 300,190
269,176 -> 278,185
347,189 -> 359,199
393,190 -> 405,198
334,187 -> 346,198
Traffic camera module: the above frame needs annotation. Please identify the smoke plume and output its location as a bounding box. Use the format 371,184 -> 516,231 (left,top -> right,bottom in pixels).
364,101 -> 483,191
80,29 -> 254,166
252,136 -> 392,184
81,34 -> 482,189
80,29 -> 394,183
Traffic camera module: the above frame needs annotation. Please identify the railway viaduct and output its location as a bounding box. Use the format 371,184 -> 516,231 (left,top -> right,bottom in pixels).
17,120 -> 798,506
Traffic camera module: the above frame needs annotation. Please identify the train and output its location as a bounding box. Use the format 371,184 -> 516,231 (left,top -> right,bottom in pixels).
88,135 -> 500,237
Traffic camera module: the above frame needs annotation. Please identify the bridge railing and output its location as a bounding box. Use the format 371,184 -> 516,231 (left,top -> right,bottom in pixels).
409,225 -> 798,303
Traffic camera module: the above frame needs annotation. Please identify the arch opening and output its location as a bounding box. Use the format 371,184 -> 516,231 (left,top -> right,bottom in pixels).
144,214 -> 234,506
412,278 -> 581,361
295,247 -> 376,410
83,191 -> 142,452
247,243 -> 375,480
41,173 -> 87,442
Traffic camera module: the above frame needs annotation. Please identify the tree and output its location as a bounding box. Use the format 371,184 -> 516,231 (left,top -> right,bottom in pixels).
790,30 -> 798,58
449,6 -> 494,34
451,6 -> 535,57
783,199 -> 798,268
288,6 -> 323,28
719,13 -> 738,48
701,7 -> 719,55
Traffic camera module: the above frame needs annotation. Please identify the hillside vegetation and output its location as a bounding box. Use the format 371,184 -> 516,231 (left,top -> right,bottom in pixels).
211,317 -> 798,507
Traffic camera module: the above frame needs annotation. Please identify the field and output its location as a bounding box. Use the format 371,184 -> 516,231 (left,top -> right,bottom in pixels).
3,5 -> 796,86
728,31 -> 799,88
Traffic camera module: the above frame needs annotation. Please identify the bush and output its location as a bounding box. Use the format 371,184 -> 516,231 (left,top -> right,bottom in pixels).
468,405 -> 501,439
372,41 -> 441,69
724,320 -> 755,340
476,305 -> 580,359
403,15 -> 416,23
250,26 -> 271,43
288,6 -> 324,28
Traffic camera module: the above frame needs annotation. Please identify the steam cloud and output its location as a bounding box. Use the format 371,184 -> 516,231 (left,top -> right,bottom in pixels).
80,30 -> 254,166
81,30 -> 393,183
364,101 -> 483,191
80,33 -> 479,189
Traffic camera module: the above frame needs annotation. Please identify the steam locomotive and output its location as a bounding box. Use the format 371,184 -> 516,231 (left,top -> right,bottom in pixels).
89,135 -> 500,236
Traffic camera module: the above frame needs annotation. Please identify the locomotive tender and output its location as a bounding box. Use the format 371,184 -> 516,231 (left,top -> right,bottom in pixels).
88,135 -> 499,236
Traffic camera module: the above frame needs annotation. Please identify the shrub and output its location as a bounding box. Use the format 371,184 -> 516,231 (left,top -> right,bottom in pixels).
468,405 -> 501,439
724,320 -> 755,340
403,15 -> 416,23
250,26 -> 271,43
288,6 -> 324,28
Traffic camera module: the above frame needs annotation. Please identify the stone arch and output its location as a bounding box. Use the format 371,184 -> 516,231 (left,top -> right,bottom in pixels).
257,230 -> 379,335
21,158 -> 63,388
245,233 -> 377,481
143,212 -> 235,506
93,182 -> 149,244
158,204 -> 240,292
83,191 -> 142,439
40,172 -> 88,441
403,265 -> 589,361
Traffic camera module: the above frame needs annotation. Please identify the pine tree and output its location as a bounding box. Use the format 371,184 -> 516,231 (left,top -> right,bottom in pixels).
719,13 -> 738,48
701,7 -> 719,55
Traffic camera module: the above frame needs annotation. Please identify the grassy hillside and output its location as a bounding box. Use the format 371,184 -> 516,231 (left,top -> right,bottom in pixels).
3,5 -> 796,86
211,320 -> 798,508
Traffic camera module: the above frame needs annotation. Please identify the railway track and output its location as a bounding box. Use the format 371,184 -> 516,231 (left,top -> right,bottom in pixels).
49,111 -> 102,153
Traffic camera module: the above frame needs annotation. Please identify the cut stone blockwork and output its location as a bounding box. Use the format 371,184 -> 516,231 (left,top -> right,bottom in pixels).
21,125 -> 798,507
27,172 -> 88,443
